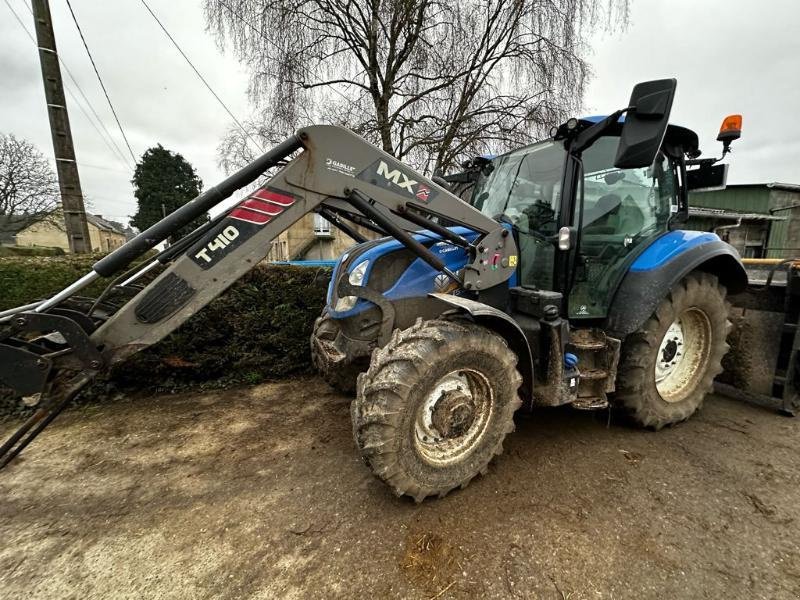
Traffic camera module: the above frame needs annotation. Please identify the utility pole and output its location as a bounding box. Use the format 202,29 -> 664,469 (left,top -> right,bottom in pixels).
31,0 -> 92,253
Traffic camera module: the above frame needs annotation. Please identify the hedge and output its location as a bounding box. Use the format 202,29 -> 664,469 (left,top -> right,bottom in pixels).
0,245 -> 66,258
0,255 -> 110,311
1,256 -> 331,414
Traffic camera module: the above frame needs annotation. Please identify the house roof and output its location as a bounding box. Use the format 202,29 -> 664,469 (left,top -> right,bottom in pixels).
87,214 -> 127,235
688,206 -> 786,221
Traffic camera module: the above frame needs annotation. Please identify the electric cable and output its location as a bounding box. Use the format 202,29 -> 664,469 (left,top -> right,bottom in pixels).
139,0 -> 264,153
64,0 -> 138,164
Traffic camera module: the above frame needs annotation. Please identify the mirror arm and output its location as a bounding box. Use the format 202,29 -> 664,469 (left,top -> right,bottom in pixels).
686,156 -> 722,168
570,107 -> 631,155
669,157 -> 690,230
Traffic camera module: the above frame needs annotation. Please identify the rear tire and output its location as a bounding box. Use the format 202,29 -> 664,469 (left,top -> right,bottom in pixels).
310,309 -> 367,394
614,271 -> 731,429
352,318 -> 522,502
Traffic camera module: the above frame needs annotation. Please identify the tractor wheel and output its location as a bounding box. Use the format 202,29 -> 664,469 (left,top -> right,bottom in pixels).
352,318 -> 522,502
614,272 -> 731,429
310,309 -> 366,394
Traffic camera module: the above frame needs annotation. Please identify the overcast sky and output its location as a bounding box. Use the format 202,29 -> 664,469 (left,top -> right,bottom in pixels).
1,0 -> 798,226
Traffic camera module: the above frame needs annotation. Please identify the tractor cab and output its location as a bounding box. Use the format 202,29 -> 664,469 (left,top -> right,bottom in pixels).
470,118 -> 700,320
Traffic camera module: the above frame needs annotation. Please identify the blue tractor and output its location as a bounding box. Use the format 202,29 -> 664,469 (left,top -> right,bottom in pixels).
312,82 -> 747,500
0,79 -> 747,502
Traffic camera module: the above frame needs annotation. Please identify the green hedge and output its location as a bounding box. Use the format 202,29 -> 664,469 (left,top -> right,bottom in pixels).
0,255 -> 109,311
1,256 -> 330,412
0,245 -> 66,258
113,264 -> 331,390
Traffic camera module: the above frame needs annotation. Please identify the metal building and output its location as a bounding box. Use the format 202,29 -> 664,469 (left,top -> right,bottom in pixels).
689,183 -> 800,258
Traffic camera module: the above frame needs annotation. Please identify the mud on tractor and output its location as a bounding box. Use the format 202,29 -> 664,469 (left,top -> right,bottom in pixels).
0,79 -> 778,502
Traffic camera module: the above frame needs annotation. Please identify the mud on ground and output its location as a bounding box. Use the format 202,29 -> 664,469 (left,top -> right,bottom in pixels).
1,377 -> 799,599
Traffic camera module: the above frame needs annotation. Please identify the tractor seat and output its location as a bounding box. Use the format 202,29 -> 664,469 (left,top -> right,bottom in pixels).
615,195 -> 646,237
583,193 -> 621,234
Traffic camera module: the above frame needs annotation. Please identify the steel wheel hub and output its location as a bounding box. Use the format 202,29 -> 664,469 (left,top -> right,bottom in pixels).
414,369 -> 493,466
655,308 -> 712,403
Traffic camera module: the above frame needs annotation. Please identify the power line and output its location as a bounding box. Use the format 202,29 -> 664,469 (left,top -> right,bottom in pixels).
3,0 -> 134,172
138,0 -> 264,153
64,0 -> 138,164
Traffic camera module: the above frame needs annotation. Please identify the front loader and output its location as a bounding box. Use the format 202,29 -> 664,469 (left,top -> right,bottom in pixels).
0,79 -> 752,501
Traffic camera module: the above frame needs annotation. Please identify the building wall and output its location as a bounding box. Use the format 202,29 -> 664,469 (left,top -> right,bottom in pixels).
15,217 -> 127,253
15,219 -> 70,251
766,188 -> 800,258
266,214 -> 374,262
90,227 -> 126,253
686,215 -> 770,258
690,184 -> 800,259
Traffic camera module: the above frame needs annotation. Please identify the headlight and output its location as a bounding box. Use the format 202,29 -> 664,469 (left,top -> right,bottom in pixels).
348,259 -> 369,286
335,259 -> 369,311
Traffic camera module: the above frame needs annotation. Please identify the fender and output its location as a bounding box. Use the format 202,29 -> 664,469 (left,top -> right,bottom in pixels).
605,231 -> 748,339
429,293 -> 534,397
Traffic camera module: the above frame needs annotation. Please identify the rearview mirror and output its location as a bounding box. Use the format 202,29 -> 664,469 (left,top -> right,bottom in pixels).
614,79 -> 677,169
687,163 -> 728,192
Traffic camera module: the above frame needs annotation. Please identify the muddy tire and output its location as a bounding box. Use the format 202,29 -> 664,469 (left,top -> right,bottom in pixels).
310,309 -> 366,394
352,318 -> 522,502
614,271 -> 731,429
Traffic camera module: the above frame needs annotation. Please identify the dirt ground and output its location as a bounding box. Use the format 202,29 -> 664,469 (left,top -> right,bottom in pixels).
1,377 -> 799,599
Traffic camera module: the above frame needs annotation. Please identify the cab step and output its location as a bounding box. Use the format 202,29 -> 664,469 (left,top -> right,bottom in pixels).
568,329 -> 621,410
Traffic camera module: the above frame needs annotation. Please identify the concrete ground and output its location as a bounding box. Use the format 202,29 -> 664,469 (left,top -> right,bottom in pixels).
1,376 -> 799,599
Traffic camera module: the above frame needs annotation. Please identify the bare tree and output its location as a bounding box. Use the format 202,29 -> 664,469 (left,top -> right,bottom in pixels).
205,0 -> 628,174
0,133 -> 60,235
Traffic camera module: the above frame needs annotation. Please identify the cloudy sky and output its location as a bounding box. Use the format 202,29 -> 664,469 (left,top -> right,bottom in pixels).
1,0 -> 798,226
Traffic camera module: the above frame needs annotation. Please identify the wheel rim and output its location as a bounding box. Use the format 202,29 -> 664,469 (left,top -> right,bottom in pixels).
414,369 -> 494,466
654,307 -> 713,403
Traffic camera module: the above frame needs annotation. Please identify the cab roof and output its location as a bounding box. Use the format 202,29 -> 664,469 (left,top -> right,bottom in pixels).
580,115 -> 700,156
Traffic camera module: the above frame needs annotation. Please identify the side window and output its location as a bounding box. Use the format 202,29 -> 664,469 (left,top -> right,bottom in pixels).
570,137 -> 676,318
473,141 -> 566,291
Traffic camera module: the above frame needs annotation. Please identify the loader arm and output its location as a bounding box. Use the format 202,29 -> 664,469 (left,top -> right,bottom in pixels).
0,125 -> 517,467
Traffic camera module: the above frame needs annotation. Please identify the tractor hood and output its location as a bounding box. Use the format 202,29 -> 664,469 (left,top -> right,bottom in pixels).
328,226 -> 501,317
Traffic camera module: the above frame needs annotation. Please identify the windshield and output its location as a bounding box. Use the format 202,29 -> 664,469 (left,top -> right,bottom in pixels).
471,141 -> 566,236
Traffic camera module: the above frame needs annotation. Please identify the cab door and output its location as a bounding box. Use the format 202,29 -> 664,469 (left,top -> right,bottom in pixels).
471,141 -> 567,293
568,137 -> 678,319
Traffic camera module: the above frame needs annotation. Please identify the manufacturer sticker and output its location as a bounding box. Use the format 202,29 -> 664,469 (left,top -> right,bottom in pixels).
356,159 -> 439,203
325,157 -> 356,177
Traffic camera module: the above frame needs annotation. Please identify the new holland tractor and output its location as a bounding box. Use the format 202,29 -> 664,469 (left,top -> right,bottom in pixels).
0,79 -> 747,502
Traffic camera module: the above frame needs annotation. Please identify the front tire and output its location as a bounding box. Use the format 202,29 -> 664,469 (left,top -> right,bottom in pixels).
353,319 -> 522,502
614,271 -> 731,429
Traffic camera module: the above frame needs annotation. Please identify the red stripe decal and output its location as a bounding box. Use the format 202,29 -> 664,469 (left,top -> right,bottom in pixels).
251,188 -> 295,207
230,207 -> 271,224
241,198 -> 283,215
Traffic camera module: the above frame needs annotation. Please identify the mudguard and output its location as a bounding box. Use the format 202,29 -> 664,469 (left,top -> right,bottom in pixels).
605,231 -> 748,339
429,293 -> 534,396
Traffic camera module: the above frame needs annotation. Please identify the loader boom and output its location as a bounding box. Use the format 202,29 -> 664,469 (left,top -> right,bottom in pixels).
0,125 -> 517,466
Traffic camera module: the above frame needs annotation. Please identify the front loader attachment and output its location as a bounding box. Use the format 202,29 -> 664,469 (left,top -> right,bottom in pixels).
0,125 -> 519,468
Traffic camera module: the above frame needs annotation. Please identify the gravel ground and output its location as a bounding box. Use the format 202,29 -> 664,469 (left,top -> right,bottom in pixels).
1,376 -> 799,599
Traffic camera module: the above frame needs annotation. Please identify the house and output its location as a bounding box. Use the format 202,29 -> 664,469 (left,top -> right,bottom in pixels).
689,183 -> 800,258
2,211 -> 130,253
266,213 -> 375,262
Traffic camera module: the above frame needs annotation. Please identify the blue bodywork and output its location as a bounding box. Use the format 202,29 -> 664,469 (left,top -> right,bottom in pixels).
630,231 -> 721,272
328,225 -> 517,318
